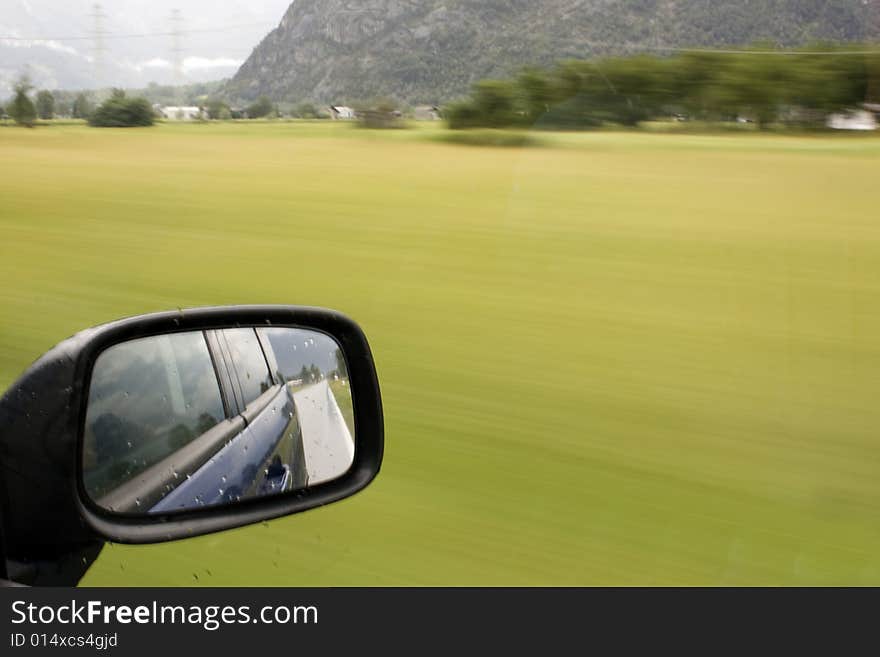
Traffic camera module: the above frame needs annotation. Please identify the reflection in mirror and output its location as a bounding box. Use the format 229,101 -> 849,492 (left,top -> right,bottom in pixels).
82,328 -> 355,515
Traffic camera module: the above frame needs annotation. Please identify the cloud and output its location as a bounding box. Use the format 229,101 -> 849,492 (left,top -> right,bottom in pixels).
131,56 -> 241,73
182,57 -> 243,71
141,58 -> 172,69
0,35 -> 81,57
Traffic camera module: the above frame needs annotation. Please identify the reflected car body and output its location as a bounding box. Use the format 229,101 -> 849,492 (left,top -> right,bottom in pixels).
150,383 -> 306,512
85,327 -> 354,515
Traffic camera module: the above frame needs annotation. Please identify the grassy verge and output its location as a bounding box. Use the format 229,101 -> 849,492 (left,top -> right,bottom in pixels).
330,379 -> 355,438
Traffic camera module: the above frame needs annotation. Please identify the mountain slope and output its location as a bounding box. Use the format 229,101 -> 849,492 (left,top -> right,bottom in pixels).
226,0 -> 880,105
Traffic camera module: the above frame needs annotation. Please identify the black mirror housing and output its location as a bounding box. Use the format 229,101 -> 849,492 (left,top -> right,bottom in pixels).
0,306 -> 383,585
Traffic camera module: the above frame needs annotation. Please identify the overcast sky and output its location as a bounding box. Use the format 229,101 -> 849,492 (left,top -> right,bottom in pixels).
1,0 -> 293,92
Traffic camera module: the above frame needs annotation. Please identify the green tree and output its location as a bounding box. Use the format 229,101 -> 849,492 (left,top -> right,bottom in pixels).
89,90 -> 154,128
516,68 -> 558,124
72,93 -> 94,120
471,80 -> 519,128
204,97 -> 231,120
246,96 -> 275,119
536,60 -> 605,129
54,97 -> 72,118
596,56 -> 676,126
867,51 -> 880,104
444,100 -> 483,129
786,46 -> 870,125
293,102 -> 319,119
708,49 -> 790,128
9,77 -> 37,127
35,90 -> 55,120
445,80 -> 521,129
335,348 -> 348,379
670,52 -> 730,120
444,45 -> 875,133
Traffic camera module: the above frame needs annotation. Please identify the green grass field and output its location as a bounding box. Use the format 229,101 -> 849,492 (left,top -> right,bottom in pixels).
1,122 -> 879,585
330,379 -> 356,438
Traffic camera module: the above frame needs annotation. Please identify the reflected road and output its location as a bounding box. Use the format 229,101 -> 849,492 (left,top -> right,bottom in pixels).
293,380 -> 355,486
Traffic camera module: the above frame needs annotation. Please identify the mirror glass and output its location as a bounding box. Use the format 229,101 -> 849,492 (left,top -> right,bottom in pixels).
82,327 -> 355,515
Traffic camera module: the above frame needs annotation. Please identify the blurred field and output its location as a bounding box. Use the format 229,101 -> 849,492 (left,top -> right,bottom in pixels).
1,122 -> 879,586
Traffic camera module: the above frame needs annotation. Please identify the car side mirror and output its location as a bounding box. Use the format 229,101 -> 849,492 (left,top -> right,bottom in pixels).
0,306 -> 383,585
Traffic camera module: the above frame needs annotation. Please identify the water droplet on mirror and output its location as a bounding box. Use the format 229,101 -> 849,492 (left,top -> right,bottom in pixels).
135,498 -> 141,507
221,475 -> 227,483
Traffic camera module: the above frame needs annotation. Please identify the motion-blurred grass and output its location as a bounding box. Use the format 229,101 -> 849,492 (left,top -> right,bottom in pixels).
1,122 -> 879,586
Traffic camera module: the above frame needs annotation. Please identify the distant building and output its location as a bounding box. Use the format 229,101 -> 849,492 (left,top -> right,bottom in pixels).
414,105 -> 442,121
827,109 -> 877,131
158,106 -> 205,121
329,106 -> 356,120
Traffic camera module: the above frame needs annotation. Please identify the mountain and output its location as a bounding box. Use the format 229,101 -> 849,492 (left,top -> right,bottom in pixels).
0,0 -> 291,96
226,0 -> 880,105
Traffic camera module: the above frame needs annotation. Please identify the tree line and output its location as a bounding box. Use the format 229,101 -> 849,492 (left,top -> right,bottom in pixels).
1,80 -> 305,127
2,78 -> 151,127
445,45 -> 880,130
